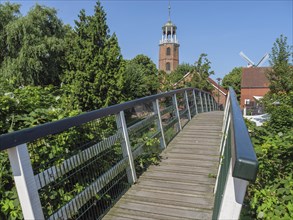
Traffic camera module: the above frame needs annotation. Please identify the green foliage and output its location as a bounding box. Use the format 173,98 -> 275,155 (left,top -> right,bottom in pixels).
262,91 -> 293,132
163,54 -> 214,92
251,175 -> 293,219
243,35 -> 293,219
267,34 -> 293,94
0,2 -> 21,65
169,63 -> 193,84
0,1 -> 161,219
0,4 -> 67,87
122,55 -> 159,100
183,53 -> 214,91
0,85 -> 77,134
243,121 -> 293,219
63,2 -> 124,111
222,67 -> 242,100
157,70 -> 173,92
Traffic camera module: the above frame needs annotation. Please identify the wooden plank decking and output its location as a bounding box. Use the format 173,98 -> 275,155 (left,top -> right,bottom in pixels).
104,111 -> 224,220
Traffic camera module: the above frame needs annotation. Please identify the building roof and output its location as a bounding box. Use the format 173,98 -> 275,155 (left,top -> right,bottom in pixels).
208,78 -> 228,95
163,20 -> 176,27
241,67 -> 271,88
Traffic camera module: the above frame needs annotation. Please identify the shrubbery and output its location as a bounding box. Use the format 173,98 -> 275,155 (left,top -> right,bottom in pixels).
242,35 -> 292,219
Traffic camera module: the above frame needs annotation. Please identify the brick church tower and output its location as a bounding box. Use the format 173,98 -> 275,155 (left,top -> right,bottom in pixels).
159,4 -> 179,73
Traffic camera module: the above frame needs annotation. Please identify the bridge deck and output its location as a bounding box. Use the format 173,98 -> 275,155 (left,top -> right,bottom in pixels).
104,111 -> 224,220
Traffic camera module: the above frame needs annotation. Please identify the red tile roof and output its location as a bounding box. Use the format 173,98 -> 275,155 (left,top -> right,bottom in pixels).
241,67 -> 271,88
208,78 -> 228,95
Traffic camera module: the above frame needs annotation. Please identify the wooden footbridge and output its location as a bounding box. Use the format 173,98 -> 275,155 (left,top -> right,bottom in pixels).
0,88 -> 258,220
105,111 -> 223,220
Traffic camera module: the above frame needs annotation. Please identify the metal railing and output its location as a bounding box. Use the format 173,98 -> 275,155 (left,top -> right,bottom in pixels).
0,88 -> 218,220
212,87 -> 258,219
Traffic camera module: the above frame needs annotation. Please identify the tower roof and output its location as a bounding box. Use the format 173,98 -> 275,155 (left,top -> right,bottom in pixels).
163,20 -> 177,28
159,2 -> 179,45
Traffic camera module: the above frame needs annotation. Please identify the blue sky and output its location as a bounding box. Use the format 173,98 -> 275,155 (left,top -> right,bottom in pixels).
4,0 -> 293,80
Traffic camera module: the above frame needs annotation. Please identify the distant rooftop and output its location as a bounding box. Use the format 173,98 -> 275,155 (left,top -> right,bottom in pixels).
241,67 -> 271,88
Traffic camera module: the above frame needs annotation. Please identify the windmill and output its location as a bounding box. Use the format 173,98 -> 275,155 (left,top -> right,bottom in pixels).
239,51 -> 269,67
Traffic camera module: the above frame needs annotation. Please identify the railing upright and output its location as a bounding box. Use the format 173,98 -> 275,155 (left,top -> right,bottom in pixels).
172,93 -> 182,131
184,91 -> 192,121
204,93 -> 208,112
199,91 -> 204,113
116,111 -> 137,184
152,99 -> 166,149
211,95 -> 215,111
207,93 -> 211,111
192,90 -> 198,115
7,144 -> 44,219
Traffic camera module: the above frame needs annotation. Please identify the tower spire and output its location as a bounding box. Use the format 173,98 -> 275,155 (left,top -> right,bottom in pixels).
168,1 -> 171,21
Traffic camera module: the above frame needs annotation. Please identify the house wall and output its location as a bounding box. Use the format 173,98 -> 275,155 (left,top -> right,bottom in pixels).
211,89 -> 227,108
240,88 -> 270,109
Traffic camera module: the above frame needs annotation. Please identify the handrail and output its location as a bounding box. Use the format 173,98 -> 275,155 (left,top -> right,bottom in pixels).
229,87 -> 258,182
213,87 -> 258,220
0,87 -> 218,219
0,87 -> 207,150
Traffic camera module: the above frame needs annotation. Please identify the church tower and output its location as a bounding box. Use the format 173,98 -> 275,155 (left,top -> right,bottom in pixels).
159,4 -> 179,73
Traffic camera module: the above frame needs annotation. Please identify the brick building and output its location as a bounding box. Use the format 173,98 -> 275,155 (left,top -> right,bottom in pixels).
208,78 -> 228,108
240,67 -> 270,114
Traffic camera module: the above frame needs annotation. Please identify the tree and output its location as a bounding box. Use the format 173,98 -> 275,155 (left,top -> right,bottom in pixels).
122,55 -> 158,100
122,54 -> 159,100
242,35 -> 293,219
0,2 -> 21,65
169,63 -> 193,85
222,67 -> 242,100
131,54 -> 157,76
163,54 -> 214,91
267,34 -> 293,94
63,2 -> 124,111
0,4 -> 67,87
261,35 -> 293,131
188,53 -> 214,91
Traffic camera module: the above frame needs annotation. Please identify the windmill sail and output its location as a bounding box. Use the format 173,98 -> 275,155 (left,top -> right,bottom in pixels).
239,51 -> 255,67
255,53 -> 269,67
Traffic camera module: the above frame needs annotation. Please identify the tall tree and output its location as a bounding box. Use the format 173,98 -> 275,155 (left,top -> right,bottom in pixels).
169,63 -> 193,84
0,2 -> 21,65
267,34 -> 293,94
188,53 -> 214,91
222,67 -> 242,100
63,2 -> 124,111
122,55 -> 159,100
262,35 -> 293,131
0,4 -> 66,87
